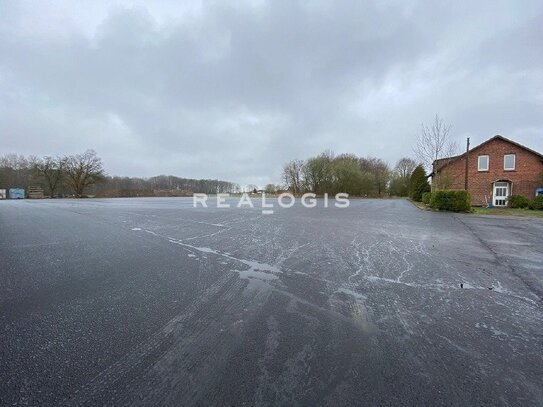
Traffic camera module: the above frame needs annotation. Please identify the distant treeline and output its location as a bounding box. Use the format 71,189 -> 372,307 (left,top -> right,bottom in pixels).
0,151 -> 239,197
1,149 -> 428,199
282,151 -> 421,197
93,175 -> 240,195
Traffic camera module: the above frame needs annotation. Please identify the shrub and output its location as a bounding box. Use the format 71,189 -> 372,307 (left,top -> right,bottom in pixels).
529,196 -> 543,210
509,195 -> 530,209
389,176 -> 409,197
422,192 -> 432,205
409,165 -> 431,202
429,190 -> 471,212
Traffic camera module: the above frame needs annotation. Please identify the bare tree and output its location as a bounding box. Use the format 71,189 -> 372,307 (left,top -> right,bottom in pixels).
0,154 -> 32,188
0,153 -> 28,170
264,184 -> 279,194
32,156 -> 65,197
389,157 -> 417,196
413,114 -> 458,172
245,184 -> 258,193
282,159 -> 305,194
64,150 -> 106,197
359,157 -> 390,196
394,157 -> 417,178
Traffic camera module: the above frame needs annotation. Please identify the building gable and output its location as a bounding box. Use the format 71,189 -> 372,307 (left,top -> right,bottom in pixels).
432,135 -> 543,205
433,135 -> 543,174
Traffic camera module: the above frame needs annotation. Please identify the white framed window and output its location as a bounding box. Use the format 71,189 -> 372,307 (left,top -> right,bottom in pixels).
504,154 -> 516,171
478,155 -> 489,171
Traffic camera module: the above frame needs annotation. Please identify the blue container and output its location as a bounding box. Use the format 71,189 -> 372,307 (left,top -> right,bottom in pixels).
536,188 -> 543,197
9,188 -> 25,199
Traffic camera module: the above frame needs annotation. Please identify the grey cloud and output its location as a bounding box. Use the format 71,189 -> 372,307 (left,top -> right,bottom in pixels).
1,0 -> 542,186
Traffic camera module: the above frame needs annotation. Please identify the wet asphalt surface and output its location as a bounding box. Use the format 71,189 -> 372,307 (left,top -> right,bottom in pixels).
0,197 -> 542,406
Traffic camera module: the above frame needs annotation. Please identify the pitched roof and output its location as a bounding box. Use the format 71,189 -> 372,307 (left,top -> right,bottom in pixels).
432,135 -> 543,174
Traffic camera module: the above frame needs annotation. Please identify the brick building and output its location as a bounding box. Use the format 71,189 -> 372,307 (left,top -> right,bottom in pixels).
432,135 -> 543,206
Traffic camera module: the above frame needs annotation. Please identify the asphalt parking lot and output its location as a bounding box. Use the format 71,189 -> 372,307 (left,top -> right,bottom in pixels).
1,198 -> 542,406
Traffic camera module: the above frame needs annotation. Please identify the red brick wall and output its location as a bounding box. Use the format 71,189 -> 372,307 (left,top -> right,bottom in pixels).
434,138 -> 543,206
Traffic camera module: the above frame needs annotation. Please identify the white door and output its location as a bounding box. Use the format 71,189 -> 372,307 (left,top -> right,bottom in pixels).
493,182 -> 509,206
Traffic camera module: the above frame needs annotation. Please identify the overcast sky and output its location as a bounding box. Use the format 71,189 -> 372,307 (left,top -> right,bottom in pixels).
1,1 -> 542,187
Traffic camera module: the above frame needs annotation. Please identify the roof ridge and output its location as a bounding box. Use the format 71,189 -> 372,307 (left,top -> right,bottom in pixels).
432,135 -> 543,174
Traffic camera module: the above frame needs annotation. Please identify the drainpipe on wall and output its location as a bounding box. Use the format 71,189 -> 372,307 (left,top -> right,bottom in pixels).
464,137 -> 470,191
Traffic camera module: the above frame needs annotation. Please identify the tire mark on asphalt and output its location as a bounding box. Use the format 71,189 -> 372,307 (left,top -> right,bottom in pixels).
65,271 -> 245,405
453,215 -> 543,302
